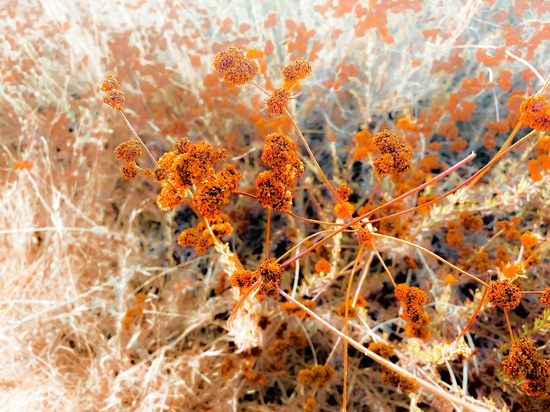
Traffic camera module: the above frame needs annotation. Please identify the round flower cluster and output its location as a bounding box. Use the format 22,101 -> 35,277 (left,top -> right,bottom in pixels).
256,133 -> 304,212
368,341 -> 418,394
101,74 -> 125,111
394,284 -> 431,341
230,258 -> 284,298
212,46 -> 259,85
372,130 -> 414,177
114,140 -> 142,180
519,95 -> 550,132
487,280 -> 522,311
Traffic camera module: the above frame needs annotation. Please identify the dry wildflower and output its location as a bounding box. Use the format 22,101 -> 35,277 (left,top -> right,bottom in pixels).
519,95 -> 550,132
540,288 -> 550,306
212,46 -> 259,85
405,313 -> 431,341
357,228 -> 374,246
261,133 -> 304,185
267,339 -> 290,357
372,130 -> 413,177
196,231 -> 214,254
446,223 -> 464,248
257,258 -> 283,296
266,88 -> 290,116
335,184 -> 351,202
177,227 -> 200,247
115,140 -> 142,162
219,356 -> 238,379
458,210 -> 483,231
288,329 -> 308,349
258,314 -> 272,330
103,90 -> 125,111
334,201 -> 354,219
521,231 -> 542,250
156,181 -> 184,211
298,365 -> 334,387
101,74 -> 120,92
282,58 -> 312,83
230,270 -> 259,291
314,258 -> 331,273
475,251 -> 491,273
502,337 -> 538,380
368,342 -> 394,359
522,359 -> 550,397
281,299 -> 316,319
120,163 -> 139,180
303,397 -> 316,412
256,171 -> 293,212
487,280 -> 522,310
394,284 -> 428,306
173,137 -> 191,154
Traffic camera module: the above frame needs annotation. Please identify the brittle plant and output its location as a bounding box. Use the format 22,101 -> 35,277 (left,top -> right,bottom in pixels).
2,1 -> 550,412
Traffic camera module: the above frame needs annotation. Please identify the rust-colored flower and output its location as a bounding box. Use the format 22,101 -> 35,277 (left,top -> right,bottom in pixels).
267,88 -> 290,116
487,280 -> 522,311
372,130 -> 413,177
282,58 -> 312,83
115,140 -> 142,162
177,228 -> 200,247
212,46 -> 259,85
520,95 -> 550,132
120,163 -> 139,180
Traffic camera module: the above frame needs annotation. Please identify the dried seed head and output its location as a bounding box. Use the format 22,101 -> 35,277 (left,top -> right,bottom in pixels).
212,46 -> 258,85
156,181 -> 184,211
303,398 -> 316,412
230,270 -> 259,291
368,342 -> 395,359
177,228 -> 200,247
115,140 -> 142,162
519,95 -> 550,132
103,90 -> 125,111
288,329 -> 308,349
267,339 -> 290,357
372,130 -> 413,177
520,230 -> 543,250
335,184 -> 352,202
101,74 -> 120,92
458,210 -> 483,231
541,287 -> 550,306
298,365 -> 334,387
120,163 -> 139,180
282,58 -> 312,83
487,280 -> 522,311
256,171 -> 293,212
267,88 -> 290,116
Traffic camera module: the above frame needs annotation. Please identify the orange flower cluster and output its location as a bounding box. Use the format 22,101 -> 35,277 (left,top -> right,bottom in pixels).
372,130 -> 413,177
394,284 -> 431,341
297,364 -> 335,387
177,214 -> 233,255
519,95 -> 550,132
502,337 -> 550,397
368,341 -> 418,394
230,258 -> 284,298
487,280 -> 522,311
282,57 -> 312,84
257,133 -> 304,211
446,221 -> 464,249
212,46 -> 259,85
101,74 -> 125,111
114,140 -> 143,180
153,138 -> 240,216
288,329 -> 308,350
267,88 -> 290,116
281,299 -> 317,319
541,288 -> 550,306
267,339 -> 290,357
335,184 -> 351,202
458,210 -> 483,231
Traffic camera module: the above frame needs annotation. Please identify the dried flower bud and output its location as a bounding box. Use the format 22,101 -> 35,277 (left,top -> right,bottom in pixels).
267,88 -> 290,116
120,163 -> 139,180
103,90 -> 125,111
212,46 -> 258,85
487,280 -> 522,311
115,140 -> 142,162
177,228 -> 200,247
101,74 -> 120,92
282,58 -> 312,83
519,95 -> 550,132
